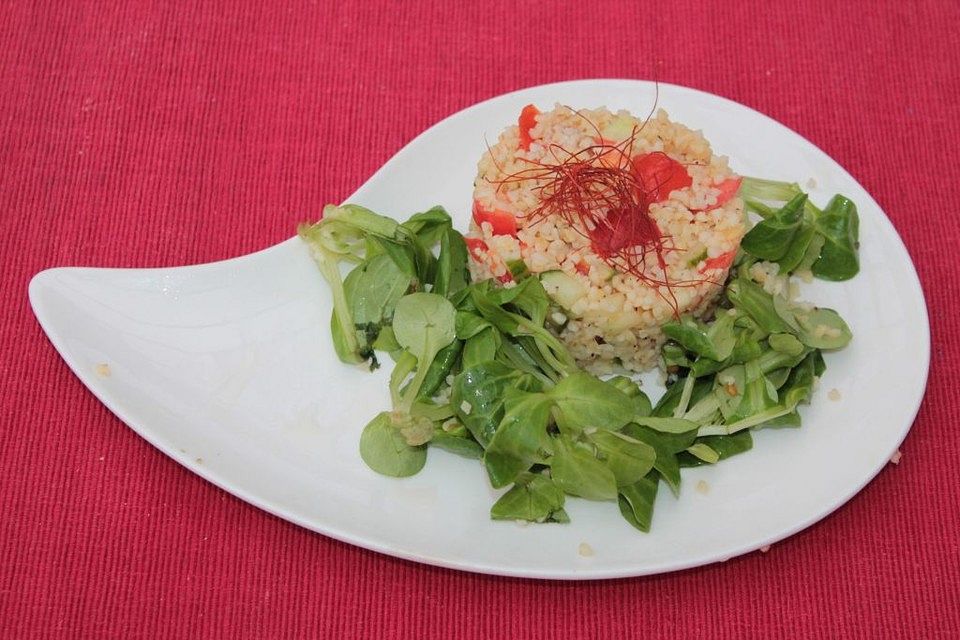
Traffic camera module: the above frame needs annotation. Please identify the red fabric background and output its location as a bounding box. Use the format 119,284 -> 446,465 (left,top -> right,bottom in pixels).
2,1 -> 958,637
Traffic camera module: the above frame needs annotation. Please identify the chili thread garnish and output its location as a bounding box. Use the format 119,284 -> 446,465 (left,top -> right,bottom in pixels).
487,106 -> 715,316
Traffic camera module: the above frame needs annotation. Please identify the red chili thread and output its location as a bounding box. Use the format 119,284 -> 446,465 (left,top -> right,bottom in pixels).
487,107 -> 715,316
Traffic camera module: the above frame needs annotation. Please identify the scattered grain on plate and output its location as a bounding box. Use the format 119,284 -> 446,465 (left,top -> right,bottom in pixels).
94,363 -> 111,377
890,449 -> 903,465
195,457 -> 203,465
695,479 -> 710,494
578,542 -> 595,557
828,388 -> 841,401
806,177 -> 818,189
760,545 -> 772,554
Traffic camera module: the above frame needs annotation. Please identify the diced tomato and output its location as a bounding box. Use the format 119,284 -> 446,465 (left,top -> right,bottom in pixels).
464,237 -> 488,261
589,205 -> 661,257
694,177 -> 742,212
575,259 -> 591,275
698,250 -> 737,273
632,152 -> 692,203
712,177 -> 742,208
465,236 -> 512,283
472,200 -> 518,236
518,104 -> 540,151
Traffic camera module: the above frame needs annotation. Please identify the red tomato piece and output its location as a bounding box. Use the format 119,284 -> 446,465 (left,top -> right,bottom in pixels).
712,177 -> 742,208
465,236 -> 512,283
472,200 -> 518,236
632,152 -> 692,203
698,250 -> 737,273
464,237 -> 488,261
589,205 -> 662,257
574,259 -> 591,275
518,104 -> 540,151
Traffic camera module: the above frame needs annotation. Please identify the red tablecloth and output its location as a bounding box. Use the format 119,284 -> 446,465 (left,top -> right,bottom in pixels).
3,1 -> 958,637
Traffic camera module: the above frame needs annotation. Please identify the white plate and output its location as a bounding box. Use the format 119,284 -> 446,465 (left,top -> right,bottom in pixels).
29,80 -> 929,579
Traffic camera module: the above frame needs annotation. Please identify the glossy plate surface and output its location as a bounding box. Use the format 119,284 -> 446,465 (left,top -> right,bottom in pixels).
29,80 -> 929,579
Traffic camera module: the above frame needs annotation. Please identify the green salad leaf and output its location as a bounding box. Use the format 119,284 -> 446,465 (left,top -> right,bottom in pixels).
491,472 -> 568,523
739,178 -> 859,281
359,412 -> 427,477
618,474 -> 659,532
551,437 -> 618,501
812,195 -> 859,280
550,373 -> 635,433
